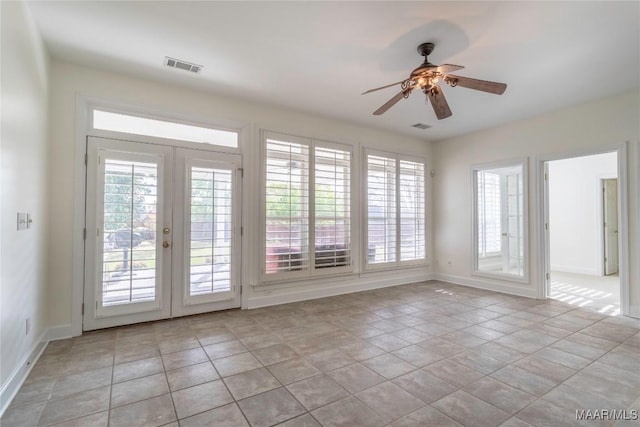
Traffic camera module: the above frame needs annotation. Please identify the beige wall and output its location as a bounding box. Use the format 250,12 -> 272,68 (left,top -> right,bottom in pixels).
433,90 -> 640,315
47,61 -> 433,328
0,0 -> 50,403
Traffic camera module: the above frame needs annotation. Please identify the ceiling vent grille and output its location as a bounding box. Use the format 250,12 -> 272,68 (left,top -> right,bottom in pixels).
411,123 -> 431,130
164,57 -> 202,74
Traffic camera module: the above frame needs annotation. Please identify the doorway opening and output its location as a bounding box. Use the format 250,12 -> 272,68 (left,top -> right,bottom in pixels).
546,152 -> 620,315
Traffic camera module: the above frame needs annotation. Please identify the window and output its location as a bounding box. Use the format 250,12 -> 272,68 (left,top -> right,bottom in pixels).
400,160 -> 426,261
93,109 -> 238,148
315,147 -> 351,268
473,159 -> 528,281
264,132 -> 351,279
366,151 -> 426,267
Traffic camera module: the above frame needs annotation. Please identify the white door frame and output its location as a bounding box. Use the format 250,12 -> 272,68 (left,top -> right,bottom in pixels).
84,137 -> 175,330
536,142 -> 631,317
171,149 -> 242,317
71,97 -> 248,336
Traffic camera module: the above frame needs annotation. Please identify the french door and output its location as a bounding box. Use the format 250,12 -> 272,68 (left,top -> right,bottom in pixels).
84,136 -> 241,330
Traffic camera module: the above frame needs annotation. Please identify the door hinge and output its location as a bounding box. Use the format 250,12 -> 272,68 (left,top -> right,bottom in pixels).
81,303 -> 84,315
83,228 -> 87,240
240,226 -> 243,236
545,223 -> 548,231
544,173 -> 548,181
84,153 -> 88,165
238,168 -> 244,178
546,273 -> 550,280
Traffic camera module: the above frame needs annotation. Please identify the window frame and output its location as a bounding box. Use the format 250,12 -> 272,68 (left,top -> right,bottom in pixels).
363,148 -> 427,271
260,131 -> 354,283
87,103 -> 244,156
471,157 -> 529,283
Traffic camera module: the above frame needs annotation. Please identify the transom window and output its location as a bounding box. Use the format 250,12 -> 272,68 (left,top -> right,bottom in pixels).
92,109 -> 238,148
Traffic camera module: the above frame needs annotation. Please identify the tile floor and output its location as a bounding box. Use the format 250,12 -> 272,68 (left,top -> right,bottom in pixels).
3,280 -> 639,427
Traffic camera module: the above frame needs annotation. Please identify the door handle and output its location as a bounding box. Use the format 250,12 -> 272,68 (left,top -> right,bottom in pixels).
163,241 -> 171,248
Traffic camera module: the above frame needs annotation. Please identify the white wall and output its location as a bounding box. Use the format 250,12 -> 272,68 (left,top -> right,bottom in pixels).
48,61 -> 433,330
549,152 -> 617,275
0,0 -> 51,410
433,90 -> 640,315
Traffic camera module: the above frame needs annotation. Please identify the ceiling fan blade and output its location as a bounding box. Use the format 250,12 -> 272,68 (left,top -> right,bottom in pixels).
362,80 -> 406,95
446,75 -> 507,95
426,84 -> 452,120
436,64 -> 465,74
373,88 -> 412,115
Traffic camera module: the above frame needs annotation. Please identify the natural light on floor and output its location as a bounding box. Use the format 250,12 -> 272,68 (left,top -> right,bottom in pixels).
549,271 -> 620,316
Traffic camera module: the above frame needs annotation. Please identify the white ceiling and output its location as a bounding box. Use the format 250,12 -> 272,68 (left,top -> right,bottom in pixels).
26,1 -> 640,141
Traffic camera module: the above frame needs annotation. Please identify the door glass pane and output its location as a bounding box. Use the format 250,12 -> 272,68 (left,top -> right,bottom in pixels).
189,167 -> 232,296
101,159 -> 158,306
475,163 -> 525,277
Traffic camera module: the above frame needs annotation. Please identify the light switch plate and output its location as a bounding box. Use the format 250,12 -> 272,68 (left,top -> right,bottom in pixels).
17,212 -> 27,230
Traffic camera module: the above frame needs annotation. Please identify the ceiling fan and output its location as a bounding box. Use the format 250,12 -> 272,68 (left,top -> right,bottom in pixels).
362,42 -> 507,120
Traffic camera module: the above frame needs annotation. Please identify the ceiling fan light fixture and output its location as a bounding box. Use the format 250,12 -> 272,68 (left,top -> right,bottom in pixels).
362,42 -> 507,120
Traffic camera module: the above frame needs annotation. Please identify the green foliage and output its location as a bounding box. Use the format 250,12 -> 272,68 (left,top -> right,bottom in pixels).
103,172 -> 153,232
266,182 -> 344,219
266,182 -> 302,217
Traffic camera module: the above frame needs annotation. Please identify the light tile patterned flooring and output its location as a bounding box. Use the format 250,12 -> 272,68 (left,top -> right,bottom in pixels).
3,280 -> 640,427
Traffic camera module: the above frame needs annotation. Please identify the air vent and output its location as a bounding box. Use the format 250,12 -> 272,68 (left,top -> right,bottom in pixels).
411,123 -> 431,130
164,57 -> 202,74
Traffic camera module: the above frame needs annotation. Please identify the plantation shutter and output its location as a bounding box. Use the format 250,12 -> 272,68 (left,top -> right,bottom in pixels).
265,137 -> 310,274
367,154 -> 397,264
188,166 -> 233,297
314,145 -> 351,269
399,160 -> 425,261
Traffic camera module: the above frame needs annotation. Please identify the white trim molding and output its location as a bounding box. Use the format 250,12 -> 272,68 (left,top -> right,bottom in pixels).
471,157 -> 530,284
433,273 -> 538,299
535,142 -> 632,317
247,271 -> 434,309
0,325 -> 72,417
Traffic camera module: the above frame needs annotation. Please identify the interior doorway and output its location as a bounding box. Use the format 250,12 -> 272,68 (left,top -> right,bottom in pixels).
544,152 -> 621,315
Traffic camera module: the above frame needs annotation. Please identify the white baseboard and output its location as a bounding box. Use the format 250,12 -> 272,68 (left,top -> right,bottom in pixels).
628,304 -> 640,319
0,331 -> 48,416
550,265 -> 600,276
247,271 -> 435,309
432,273 -> 538,299
0,324 -> 72,417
